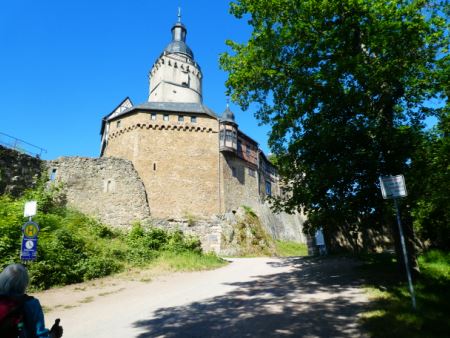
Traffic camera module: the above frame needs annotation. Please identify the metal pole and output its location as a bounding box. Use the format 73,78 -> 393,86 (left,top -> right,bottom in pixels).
394,198 -> 417,310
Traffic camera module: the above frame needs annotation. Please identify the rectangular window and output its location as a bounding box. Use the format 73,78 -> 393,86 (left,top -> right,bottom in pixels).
191,116 -> 197,123
219,130 -> 225,141
116,120 -> 121,128
151,113 -> 156,120
178,115 -> 184,122
246,145 -> 251,157
248,168 -> 256,177
265,180 -> 272,196
163,114 -> 169,121
50,168 -> 57,181
231,167 -> 237,178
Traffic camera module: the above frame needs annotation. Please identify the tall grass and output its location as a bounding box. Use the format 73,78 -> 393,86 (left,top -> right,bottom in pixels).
360,250 -> 450,338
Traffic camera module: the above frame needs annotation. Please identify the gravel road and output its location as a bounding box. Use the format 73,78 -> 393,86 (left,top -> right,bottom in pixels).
35,257 -> 369,337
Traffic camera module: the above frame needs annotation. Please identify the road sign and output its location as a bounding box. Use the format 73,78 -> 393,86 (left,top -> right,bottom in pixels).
24,201 -> 37,217
379,175 -> 407,199
22,221 -> 40,238
20,237 -> 38,261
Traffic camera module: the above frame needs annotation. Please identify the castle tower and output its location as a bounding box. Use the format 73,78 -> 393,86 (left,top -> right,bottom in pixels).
148,11 -> 202,103
100,12 -> 220,218
219,104 -> 238,153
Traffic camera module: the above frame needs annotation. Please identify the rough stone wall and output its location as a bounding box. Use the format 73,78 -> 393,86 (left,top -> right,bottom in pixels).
221,153 -> 260,212
254,203 -> 307,243
47,157 -> 150,228
220,152 -> 305,244
103,111 -> 221,219
151,205 -> 306,255
326,225 -> 393,253
0,145 -> 43,196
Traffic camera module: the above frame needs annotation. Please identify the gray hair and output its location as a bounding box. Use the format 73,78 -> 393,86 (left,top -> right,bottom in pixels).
0,264 -> 29,295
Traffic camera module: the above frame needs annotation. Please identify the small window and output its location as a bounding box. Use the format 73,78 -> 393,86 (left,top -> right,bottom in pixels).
191,116 -> 197,123
153,163 -> 156,171
265,180 -> 272,196
151,113 -> 157,120
116,120 -> 121,128
231,167 -> 237,178
178,115 -> 184,122
248,168 -> 256,177
246,145 -> 251,157
163,114 -> 169,121
49,168 -> 57,181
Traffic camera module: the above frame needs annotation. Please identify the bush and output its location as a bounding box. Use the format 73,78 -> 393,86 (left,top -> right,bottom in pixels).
0,182 -> 209,290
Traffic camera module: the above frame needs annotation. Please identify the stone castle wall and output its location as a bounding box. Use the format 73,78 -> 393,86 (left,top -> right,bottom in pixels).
47,157 -> 151,228
221,153 -> 260,212
0,145 -> 43,196
104,111 -> 221,219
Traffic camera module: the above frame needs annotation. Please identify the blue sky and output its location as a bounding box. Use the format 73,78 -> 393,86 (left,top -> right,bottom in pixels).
0,0 -> 271,160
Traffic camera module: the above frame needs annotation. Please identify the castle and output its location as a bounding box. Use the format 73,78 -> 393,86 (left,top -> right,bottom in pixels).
99,15 -> 280,219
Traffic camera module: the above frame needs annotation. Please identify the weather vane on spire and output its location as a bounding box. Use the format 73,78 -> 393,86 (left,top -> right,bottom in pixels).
178,7 -> 181,22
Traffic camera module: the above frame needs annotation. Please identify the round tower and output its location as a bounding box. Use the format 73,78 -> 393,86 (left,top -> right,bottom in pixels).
219,104 -> 238,153
148,12 -> 202,103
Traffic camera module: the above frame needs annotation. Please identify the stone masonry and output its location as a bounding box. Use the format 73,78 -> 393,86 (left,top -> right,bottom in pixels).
0,145 -> 43,196
47,157 -> 151,228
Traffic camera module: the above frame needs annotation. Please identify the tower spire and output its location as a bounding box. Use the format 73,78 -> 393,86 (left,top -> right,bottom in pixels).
178,7 -> 181,22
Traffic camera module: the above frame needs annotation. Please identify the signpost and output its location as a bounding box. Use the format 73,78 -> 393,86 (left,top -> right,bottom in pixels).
379,175 -> 417,310
21,201 -> 39,262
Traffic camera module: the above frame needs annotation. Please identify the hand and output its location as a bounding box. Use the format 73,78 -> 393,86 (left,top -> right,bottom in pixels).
49,318 -> 63,338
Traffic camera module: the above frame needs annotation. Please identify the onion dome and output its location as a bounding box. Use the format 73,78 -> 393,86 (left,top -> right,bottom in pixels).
164,10 -> 194,59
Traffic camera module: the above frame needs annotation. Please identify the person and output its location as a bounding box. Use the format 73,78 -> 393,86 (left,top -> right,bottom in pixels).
0,264 -> 63,338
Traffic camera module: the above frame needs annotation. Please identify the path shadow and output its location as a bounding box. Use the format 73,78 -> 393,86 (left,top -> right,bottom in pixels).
133,257 -> 369,337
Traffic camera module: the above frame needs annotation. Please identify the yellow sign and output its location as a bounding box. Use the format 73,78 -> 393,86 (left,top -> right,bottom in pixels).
22,222 -> 39,238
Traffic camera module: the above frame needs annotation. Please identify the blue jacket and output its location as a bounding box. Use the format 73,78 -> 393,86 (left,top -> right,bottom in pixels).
23,297 -> 51,338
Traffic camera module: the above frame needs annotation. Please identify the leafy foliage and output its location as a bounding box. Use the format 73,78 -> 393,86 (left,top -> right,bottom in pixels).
220,0 -> 449,252
0,182 -> 213,290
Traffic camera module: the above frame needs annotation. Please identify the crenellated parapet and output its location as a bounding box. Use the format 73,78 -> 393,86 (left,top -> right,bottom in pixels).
150,53 -> 202,80
108,122 -> 216,140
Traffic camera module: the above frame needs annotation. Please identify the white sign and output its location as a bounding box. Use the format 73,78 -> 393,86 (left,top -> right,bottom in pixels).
379,175 -> 407,199
24,201 -> 37,217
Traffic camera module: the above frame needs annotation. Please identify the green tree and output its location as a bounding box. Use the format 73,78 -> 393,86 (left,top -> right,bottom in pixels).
220,0 -> 449,269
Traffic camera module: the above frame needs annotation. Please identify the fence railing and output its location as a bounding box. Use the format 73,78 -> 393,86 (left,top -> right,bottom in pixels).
0,132 -> 47,158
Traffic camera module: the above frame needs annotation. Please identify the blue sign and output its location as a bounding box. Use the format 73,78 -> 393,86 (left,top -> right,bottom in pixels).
20,237 -> 38,261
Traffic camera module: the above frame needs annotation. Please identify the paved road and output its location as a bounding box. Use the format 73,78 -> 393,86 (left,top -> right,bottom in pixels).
39,257 -> 369,337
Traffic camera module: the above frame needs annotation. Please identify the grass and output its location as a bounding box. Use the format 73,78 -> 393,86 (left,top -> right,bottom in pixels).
359,250 -> 450,338
150,251 -> 227,272
275,240 -> 308,257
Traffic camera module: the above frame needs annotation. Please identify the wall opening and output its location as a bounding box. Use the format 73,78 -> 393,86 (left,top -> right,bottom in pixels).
50,168 -> 57,181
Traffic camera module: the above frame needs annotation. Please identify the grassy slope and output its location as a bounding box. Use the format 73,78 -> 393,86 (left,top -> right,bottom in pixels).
275,240 -> 308,257
359,250 -> 450,338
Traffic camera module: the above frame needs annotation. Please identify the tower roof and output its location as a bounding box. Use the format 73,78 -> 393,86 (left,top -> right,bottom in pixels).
220,104 -> 237,124
164,11 -> 194,59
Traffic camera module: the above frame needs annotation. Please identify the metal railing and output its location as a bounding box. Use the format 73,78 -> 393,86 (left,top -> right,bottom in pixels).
0,131 -> 47,158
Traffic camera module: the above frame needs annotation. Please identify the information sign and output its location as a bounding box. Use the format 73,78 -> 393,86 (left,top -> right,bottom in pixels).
379,175 -> 407,199
20,237 -> 38,261
24,201 -> 37,217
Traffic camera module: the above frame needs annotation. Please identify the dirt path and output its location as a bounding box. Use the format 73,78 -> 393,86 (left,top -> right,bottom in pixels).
33,257 -> 370,337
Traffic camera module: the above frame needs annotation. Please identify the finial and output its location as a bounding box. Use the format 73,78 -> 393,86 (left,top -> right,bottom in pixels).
178,7 -> 181,22
226,98 -> 230,109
